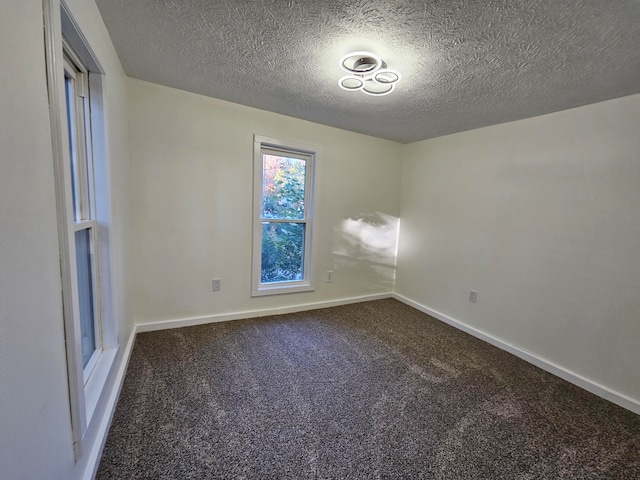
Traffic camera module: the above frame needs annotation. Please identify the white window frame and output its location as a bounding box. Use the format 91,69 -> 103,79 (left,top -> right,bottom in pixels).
43,0 -> 118,460
252,135 -> 317,296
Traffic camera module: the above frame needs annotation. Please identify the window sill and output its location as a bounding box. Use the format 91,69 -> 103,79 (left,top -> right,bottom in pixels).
251,283 -> 315,297
84,346 -> 118,428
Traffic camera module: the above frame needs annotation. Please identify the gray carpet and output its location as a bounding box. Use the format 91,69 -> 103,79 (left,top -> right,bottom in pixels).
97,299 -> 640,479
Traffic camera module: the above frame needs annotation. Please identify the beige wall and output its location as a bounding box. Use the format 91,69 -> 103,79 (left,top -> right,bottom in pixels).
127,78 -> 403,326
0,1 -> 132,479
396,94 -> 640,406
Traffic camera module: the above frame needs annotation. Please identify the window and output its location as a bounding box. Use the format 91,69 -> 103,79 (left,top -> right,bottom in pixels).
44,0 -> 118,458
252,136 -> 316,296
64,50 -> 101,379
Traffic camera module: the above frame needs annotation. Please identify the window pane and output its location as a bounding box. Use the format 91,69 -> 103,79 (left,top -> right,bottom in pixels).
75,228 -> 97,367
262,154 -> 306,220
261,222 -> 305,283
65,77 -> 80,221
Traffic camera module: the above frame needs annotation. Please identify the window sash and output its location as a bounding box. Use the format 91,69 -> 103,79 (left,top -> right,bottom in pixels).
260,149 -> 309,221
73,222 -> 101,381
64,56 -> 93,223
260,221 -> 307,285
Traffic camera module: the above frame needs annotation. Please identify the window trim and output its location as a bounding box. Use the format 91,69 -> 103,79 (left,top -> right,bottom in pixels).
251,135 -> 317,296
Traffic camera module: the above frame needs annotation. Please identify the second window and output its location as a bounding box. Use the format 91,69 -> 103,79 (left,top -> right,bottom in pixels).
252,136 -> 315,296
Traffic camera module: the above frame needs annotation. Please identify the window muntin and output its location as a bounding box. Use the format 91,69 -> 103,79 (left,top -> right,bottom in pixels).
252,138 -> 315,296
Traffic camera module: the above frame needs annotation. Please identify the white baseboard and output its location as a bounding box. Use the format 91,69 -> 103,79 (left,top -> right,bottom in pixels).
83,325 -> 137,480
135,292 -> 393,333
392,293 -> 640,416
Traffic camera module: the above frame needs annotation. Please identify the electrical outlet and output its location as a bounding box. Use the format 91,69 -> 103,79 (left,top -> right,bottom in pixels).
326,271 -> 333,283
469,290 -> 478,303
212,278 -> 221,292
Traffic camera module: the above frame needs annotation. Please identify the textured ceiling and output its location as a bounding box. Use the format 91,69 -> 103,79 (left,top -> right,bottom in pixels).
95,0 -> 640,143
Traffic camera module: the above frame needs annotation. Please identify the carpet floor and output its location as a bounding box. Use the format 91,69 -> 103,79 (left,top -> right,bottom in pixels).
97,299 -> 640,479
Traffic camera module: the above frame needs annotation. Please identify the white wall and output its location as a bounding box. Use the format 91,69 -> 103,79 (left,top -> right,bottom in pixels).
396,94 -> 640,407
0,1 -> 73,478
0,1 -> 132,479
127,79 -> 402,326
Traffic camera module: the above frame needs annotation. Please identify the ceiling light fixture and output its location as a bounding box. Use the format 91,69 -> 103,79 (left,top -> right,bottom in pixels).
338,51 -> 401,96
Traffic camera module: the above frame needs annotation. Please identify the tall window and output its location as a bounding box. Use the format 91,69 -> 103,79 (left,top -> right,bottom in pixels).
64,51 -> 100,377
45,0 -> 118,457
252,136 -> 316,296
